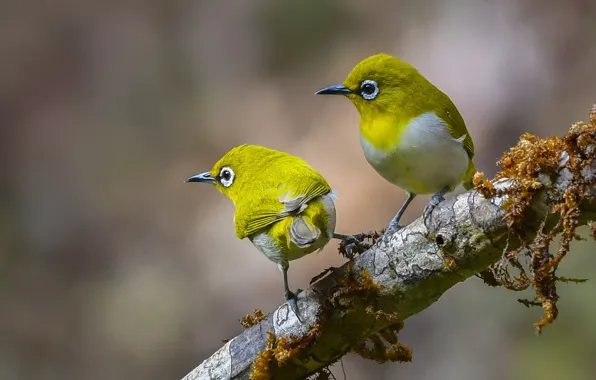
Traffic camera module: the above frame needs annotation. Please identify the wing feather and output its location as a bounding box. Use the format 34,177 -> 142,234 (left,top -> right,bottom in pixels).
234,172 -> 331,239
439,100 -> 474,159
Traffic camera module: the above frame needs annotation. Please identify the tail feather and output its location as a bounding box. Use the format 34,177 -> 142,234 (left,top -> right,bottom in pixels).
289,217 -> 320,248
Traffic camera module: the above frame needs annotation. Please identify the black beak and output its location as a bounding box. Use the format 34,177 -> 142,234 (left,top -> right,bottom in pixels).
315,84 -> 353,96
185,171 -> 216,184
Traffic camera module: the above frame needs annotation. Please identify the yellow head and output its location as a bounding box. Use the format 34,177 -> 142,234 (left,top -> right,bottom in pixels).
186,144 -> 334,239
185,145 -> 276,204
316,53 -> 477,193
315,53 -> 429,118
186,144 -> 330,205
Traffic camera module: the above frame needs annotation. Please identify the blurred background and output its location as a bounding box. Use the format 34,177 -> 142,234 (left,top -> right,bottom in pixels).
2,0 -> 596,379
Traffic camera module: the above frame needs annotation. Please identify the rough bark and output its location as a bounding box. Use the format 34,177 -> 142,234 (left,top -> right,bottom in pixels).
182,162 -> 596,380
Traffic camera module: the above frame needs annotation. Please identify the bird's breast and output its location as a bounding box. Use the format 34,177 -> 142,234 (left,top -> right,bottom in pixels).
359,111 -> 469,195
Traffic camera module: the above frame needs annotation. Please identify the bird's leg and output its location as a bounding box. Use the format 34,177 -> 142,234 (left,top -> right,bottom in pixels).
383,192 -> 416,238
423,186 -> 450,226
332,233 -> 359,243
280,263 -> 303,323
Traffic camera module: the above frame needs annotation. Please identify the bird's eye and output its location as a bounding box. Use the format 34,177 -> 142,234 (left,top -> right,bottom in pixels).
218,166 -> 235,187
360,79 -> 379,100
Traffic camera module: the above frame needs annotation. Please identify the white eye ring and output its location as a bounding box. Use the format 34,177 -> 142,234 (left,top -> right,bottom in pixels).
219,166 -> 235,187
360,79 -> 379,100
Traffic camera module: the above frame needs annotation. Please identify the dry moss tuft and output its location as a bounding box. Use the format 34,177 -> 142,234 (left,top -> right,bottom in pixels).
250,331 -> 276,380
249,323 -> 323,379
329,262 -> 382,307
273,323 -> 322,365
443,254 -> 458,271
241,309 -> 268,329
352,322 -> 412,363
475,103 -> 596,333
473,132 -> 565,227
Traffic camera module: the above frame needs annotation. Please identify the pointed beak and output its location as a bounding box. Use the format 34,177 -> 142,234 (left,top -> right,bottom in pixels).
185,171 -> 216,184
315,84 -> 353,96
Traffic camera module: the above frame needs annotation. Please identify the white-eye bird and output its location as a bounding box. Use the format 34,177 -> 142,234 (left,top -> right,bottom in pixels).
316,53 -> 477,236
186,144 -> 351,320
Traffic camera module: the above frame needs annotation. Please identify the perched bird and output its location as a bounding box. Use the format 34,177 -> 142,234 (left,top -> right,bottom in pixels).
316,53 -> 476,235
186,144 -> 349,320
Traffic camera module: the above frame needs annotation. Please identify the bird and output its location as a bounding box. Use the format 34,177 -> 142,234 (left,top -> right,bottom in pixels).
186,144 -> 352,321
315,53 -> 476,236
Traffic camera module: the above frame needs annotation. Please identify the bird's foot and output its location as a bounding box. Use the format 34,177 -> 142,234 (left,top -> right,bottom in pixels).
285,289 -> 303,323
333,233 -> 371,259
382,221 -> 403,239
423,193 -> 446,226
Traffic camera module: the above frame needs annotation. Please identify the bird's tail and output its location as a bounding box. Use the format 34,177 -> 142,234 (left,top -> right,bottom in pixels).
462,159 -> 477,190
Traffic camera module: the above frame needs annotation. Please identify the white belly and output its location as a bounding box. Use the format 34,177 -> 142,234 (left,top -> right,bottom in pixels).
360,111 -> 469,195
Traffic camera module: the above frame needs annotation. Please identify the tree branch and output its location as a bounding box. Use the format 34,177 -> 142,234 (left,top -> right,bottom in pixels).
182,107 -> 596,380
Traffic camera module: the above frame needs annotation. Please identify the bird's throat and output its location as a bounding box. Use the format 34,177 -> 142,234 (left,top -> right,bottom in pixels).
359,113 -> 408,152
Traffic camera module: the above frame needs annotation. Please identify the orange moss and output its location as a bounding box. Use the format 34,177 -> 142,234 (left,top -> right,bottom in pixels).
273,323 -> 322,365
365,305 -> 400,323
332,262 -> 381,304
474,133 -> 564,227
360,269 -> 378,291
249,322 -> 323,379
250,331 -> 276,380
475,104 -> 596,333
443,255 -> 458,271
241,309 -> 267,329
352,323 -> 411,363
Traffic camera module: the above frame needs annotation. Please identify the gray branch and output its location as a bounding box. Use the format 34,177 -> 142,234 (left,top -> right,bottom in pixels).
181,166 -> 596,380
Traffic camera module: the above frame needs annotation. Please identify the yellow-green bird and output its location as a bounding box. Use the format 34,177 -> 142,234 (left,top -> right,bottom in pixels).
316,53 -> 476,235
186,144 -> 351,320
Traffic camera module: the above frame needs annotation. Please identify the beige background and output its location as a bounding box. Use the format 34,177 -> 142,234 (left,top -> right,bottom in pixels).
2,1 -> 596,379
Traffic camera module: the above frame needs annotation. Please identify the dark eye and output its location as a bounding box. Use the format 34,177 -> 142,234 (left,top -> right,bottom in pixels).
360,79 -> 379,100
218,166 -> 235,187
362,83 -> 375,94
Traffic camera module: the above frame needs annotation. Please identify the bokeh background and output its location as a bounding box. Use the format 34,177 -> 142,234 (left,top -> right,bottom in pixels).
2,0 -> 596,379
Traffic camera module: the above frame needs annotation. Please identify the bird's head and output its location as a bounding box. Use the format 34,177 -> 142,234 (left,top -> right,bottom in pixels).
316,53 -> 419,117
185,144 -> 262,203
